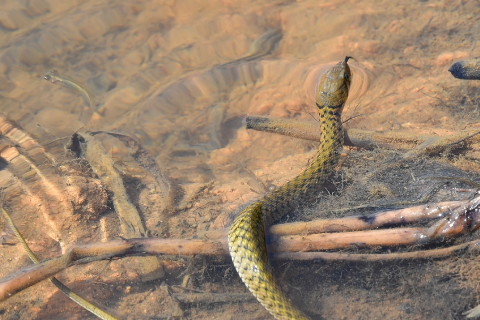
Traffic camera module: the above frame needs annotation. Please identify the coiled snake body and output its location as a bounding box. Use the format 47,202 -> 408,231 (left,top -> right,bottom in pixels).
228,57 -> 352,320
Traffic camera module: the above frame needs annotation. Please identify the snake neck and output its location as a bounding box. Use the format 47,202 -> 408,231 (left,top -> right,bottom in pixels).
316,102 -> 344,168
261,102 -> 344,226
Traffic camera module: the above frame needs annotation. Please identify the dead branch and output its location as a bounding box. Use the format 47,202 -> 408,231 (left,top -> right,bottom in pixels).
1,195 -> 479,303
276,239 -> 480,261
246,116 -> 480,156
270,199 -> 472,235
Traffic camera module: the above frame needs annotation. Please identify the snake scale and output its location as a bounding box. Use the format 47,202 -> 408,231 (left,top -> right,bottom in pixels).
228,57 -> 352,320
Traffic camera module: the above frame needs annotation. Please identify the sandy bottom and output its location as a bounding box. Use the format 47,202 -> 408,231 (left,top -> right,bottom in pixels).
1,0 -> 480,319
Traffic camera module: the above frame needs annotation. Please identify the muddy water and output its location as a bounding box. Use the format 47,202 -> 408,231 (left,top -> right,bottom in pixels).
0,0 -> 480,319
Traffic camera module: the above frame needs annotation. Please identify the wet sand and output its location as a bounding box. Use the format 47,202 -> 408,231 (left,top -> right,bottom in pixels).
0,0 -> 480,319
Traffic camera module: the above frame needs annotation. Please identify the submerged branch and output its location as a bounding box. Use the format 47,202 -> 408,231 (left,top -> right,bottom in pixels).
2,194 -> 480,302
246,115 -> 480,156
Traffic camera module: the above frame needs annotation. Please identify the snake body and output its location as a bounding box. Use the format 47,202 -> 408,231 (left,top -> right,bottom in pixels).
228,57 -> 352,320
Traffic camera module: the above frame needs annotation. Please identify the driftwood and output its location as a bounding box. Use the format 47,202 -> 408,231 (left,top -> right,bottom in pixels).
246,115 -> 480,157
2,196 -> 480,303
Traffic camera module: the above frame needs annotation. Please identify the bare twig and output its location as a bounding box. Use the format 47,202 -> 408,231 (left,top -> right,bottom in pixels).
246,116 -> 480,155
2,195 -> 480,303
276,238 -> 480,261
270,199 -> 472,235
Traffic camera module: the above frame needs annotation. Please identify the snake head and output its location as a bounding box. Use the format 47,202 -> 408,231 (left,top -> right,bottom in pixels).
43,69 -> 59,83
315,57 -> 352,109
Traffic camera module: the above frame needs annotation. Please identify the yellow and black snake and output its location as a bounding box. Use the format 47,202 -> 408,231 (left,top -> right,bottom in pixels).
228,57 -> 352,320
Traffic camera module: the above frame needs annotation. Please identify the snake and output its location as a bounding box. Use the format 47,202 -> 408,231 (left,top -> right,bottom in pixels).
228,56 -> 352,320
43,69 -> 94,110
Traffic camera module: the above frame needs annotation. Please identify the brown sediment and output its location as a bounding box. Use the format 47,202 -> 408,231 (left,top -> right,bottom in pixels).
0,115 -> 109,246
172,290 -> 256,304
1,207 -> 119,320
69,132 -> 166,281
2,0 -> 480,319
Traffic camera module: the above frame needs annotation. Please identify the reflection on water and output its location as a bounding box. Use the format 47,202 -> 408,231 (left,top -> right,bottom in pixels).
1,0 -> 480,319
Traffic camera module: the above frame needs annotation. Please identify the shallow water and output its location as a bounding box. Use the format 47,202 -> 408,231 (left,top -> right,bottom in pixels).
1,0 -> 480,319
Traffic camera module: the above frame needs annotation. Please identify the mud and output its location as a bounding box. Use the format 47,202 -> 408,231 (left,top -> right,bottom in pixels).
1,0 -> 480,319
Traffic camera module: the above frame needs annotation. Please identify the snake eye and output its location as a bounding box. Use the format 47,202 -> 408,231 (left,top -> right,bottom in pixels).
344,72 -> 350,80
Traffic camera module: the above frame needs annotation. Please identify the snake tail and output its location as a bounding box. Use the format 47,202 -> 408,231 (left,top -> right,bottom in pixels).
228,57 -> 351,320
